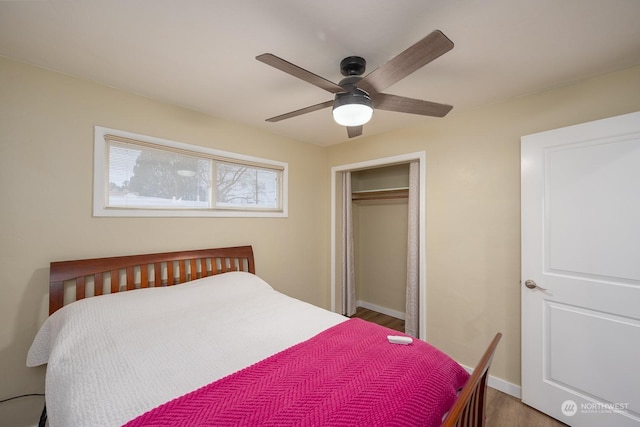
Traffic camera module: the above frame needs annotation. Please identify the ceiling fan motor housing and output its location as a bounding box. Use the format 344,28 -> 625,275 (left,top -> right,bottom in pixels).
333,89 -> 371,107
338,75 -> 365,93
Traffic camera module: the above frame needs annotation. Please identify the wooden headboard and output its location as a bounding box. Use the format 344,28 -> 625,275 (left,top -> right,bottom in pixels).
49,245 -> 255,315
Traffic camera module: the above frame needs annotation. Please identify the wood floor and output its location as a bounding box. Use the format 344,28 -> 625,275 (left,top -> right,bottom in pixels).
486,387 -> 567,427
351,307 -> 567,427
350,306 -> 405,332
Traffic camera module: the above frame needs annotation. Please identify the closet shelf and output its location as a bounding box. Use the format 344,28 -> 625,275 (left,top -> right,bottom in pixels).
352,187 -> 409,201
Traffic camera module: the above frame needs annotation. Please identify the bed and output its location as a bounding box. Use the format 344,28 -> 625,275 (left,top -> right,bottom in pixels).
27,245 -> 501,427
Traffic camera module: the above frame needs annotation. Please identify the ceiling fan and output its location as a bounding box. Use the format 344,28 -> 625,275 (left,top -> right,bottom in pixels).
256,30 -> 454,139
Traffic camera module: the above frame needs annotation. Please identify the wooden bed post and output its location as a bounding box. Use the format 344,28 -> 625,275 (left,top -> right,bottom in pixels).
441,332 -> 502,427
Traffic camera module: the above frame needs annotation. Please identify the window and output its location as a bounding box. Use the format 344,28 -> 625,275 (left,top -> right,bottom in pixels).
94,127 -> 287,217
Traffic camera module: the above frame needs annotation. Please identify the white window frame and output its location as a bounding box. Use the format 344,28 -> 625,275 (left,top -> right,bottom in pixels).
93,126 -> 288,217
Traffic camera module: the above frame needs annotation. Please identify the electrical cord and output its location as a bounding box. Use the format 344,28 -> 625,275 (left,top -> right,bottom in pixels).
0,393 -> 45,404
39,404 -> 48,427
0,394 -> 47,427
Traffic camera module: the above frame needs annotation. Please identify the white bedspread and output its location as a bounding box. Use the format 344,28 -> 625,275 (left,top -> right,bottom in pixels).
27,272 -> 346,427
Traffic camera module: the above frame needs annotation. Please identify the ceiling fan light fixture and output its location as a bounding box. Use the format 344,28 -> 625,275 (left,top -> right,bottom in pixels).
332,91 -> 373,127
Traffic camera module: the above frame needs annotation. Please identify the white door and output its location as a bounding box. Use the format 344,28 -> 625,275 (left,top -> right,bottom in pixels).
521,111 -> 640,427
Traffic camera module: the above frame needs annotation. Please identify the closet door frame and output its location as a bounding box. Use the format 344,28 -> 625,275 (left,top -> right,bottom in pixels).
330,151 -> 426,341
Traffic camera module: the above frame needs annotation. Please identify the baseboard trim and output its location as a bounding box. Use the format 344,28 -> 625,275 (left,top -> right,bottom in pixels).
460,363 -> 521,399
356,300 -> 406,320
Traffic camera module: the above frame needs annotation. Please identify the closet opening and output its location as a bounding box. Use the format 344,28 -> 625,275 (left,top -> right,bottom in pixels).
330,152 -> 426,340
351,164 -> 409,322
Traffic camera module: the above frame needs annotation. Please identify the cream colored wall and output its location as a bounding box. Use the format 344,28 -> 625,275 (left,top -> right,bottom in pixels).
354,199 -> 408,313
328,65 -> 640,388
351,163 -> 409,191
0,57 -> 329,425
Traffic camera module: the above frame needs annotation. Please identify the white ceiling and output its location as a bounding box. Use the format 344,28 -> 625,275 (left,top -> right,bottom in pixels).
1,0 -> 639,146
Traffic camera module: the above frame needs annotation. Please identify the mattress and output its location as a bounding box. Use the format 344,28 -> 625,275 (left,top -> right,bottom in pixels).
27,272 -> 347,426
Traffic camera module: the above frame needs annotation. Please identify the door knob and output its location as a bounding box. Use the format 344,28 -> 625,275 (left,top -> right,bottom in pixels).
524,280 -> 547,291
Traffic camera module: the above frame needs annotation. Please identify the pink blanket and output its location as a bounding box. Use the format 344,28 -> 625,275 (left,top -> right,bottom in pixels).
125,318 -> 469,426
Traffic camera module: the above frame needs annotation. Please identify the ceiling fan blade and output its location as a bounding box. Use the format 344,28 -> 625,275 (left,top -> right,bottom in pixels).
358,30 -> 454,94
374,93 -> 453,117
347,126 -> 363,138
257,53 -> 344,94
265,100 -> 334,122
